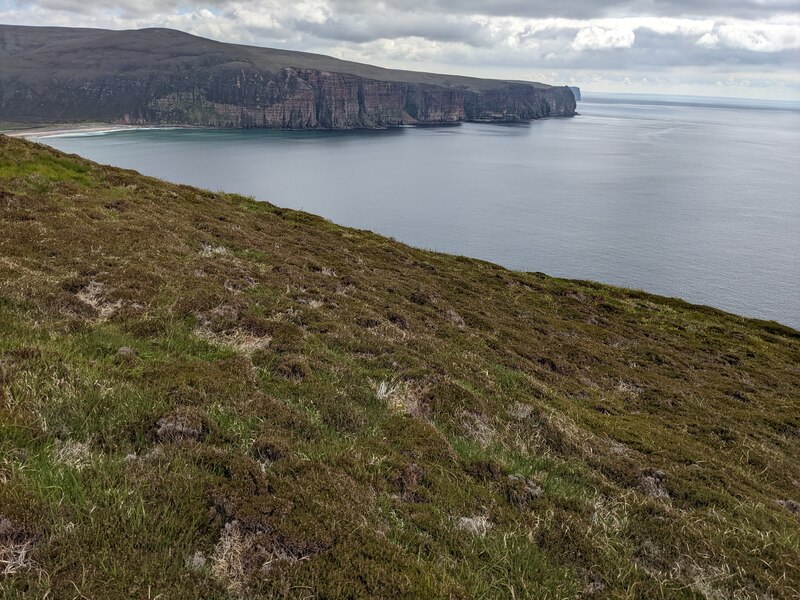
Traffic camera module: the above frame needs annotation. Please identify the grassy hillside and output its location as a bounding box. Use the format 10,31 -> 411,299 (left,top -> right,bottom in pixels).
0,135 -> 798,599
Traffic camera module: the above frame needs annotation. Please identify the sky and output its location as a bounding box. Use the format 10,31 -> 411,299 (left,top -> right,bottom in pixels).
2,1 -> 799,100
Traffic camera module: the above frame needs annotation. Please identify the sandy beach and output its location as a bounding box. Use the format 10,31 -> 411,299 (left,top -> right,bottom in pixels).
2,123 -> 166,139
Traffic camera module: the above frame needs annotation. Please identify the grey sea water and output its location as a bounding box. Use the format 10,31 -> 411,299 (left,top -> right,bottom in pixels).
39,93 -> 800,328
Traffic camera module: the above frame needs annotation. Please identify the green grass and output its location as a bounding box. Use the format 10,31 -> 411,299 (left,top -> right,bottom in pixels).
0,153 -> 93,187
0,135 -> 798,599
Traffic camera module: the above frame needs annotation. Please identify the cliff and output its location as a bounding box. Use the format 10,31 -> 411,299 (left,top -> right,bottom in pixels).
0,25 -> 576,129
1,136 -> 798,599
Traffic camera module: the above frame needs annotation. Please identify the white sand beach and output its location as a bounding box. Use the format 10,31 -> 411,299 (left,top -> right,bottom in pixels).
2,124 -> 171,139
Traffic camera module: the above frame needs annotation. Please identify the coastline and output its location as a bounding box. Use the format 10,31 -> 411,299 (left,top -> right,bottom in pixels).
1,123 -> 174,139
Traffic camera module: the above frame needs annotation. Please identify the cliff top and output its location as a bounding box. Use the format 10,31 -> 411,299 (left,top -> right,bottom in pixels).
0,24 -> 553,92
0,135 -> 798,598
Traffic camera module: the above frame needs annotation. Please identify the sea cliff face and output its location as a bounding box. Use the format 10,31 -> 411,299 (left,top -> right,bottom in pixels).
135,69 -> 472,128
0,25 -> 576,129
137,69 -> 574,128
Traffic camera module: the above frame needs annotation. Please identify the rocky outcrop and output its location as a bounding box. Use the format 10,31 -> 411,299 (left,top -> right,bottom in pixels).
0,25 -> 576,129
463,84 -> 576,122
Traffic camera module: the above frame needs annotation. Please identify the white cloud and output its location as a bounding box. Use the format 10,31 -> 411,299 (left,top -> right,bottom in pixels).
697,32 -> 720,47
572,25 -> 636,51
698,19 -> 800,52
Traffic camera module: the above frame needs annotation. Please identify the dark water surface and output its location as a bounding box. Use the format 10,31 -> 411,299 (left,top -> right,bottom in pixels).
40,94 -> 800,328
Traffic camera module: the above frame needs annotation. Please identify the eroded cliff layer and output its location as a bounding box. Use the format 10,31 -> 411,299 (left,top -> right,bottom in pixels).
0,25 -> 576,129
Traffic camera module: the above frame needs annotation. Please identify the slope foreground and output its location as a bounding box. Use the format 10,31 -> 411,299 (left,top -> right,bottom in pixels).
0,25 -> 576,129
0,136 -> 799,599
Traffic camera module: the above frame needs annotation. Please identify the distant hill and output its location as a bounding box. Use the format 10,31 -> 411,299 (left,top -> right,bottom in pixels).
1,135 -> 798,598
0,25 -> 576,128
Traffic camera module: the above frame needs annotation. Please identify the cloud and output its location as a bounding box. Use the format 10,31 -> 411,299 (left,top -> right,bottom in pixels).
101,0 -> 799,21
697,20 -> 800,52
572,25 -> 636,51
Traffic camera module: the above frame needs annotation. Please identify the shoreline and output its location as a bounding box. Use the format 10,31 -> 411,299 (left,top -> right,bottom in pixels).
2,117 -> 574,139
2,123 -> 176,139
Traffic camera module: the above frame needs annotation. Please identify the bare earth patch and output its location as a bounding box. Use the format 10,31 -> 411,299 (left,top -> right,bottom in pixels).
777,499 -> 800,515
456,516 -> 492,537
212,521 -> 248,596
640,469 -> 670,501
156,408 -> 207,443
185,550 -> 208,572
211,521 -> 311,597
199,243 -> 228,258
76,280 -> 122,320
0,517 -> 36,577
374,379 -> 428,418
52,439 -> 93,471
460,411 -> 496,448
194,327 -> 271,354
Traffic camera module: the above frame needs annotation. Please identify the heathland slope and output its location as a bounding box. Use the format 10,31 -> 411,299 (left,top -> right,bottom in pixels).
0,25 -> 576,128
0,136 -> 798,599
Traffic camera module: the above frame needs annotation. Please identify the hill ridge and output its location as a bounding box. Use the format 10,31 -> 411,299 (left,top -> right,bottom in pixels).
0,24 -> 576,129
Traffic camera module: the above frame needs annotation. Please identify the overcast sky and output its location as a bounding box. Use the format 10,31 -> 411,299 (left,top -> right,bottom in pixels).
2,1 -> 799,99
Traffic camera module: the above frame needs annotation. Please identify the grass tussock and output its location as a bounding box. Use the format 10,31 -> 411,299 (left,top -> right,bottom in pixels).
0,135 -> 799,598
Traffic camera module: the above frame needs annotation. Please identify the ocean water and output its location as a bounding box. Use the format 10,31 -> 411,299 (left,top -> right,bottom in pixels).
39,94 -> 800,328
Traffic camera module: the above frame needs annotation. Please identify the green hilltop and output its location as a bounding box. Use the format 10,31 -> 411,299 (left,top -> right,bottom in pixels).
0,136 -> 798,598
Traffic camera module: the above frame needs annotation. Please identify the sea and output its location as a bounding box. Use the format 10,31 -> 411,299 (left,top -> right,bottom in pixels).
36,93 -> 800,329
